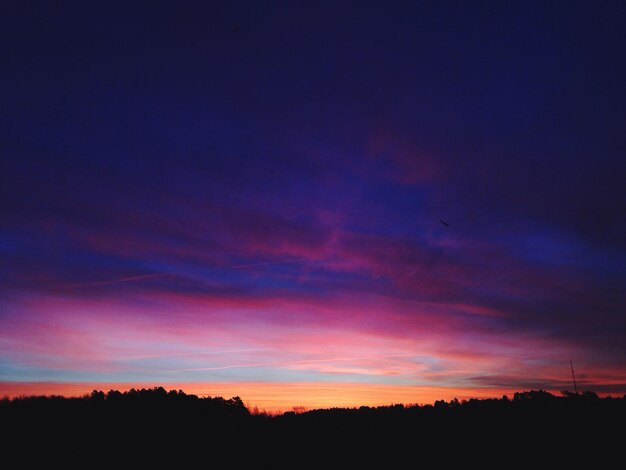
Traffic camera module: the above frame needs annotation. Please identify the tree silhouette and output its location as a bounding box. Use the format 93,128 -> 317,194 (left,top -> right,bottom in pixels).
1,388 -> 624,464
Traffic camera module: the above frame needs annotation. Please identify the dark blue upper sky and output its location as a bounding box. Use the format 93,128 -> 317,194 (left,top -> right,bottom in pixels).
1,1 -> 625,398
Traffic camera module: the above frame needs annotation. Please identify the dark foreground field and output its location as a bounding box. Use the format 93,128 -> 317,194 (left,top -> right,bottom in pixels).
2,388 -> 624,464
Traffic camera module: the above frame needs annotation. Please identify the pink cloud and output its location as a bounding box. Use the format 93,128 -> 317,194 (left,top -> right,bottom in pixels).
366,126 -> 442,185
2,289 -> 621,403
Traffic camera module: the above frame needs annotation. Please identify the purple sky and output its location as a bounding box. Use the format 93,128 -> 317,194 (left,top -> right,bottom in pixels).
1,1 -> 625,409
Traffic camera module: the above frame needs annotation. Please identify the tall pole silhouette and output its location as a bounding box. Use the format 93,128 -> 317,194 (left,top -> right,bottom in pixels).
570,359 -> 578,394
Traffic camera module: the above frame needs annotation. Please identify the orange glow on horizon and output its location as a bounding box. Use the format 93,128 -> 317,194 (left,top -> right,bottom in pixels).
0,381 -> 576,413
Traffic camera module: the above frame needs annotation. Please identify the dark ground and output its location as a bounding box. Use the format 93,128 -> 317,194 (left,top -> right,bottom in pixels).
2,387 -> 623,465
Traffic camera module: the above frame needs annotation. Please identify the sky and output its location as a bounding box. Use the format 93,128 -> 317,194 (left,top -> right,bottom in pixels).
1,1 -> 625,411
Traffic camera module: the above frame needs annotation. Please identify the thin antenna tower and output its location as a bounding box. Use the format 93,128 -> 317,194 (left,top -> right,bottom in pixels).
570,359 -> 578,394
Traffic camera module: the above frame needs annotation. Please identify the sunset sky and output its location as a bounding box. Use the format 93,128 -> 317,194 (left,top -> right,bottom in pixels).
1,1 -> 625,411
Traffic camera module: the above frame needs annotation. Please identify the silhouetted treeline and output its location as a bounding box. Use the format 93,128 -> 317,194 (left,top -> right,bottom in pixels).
2,388 -> 624,464
2,386 -> 249,419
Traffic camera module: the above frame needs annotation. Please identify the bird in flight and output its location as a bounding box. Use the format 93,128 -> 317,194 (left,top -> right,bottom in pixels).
440,219 -> 449,227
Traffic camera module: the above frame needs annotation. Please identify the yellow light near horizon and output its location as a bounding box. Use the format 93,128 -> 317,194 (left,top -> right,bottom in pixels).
1,381 -> 524,412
